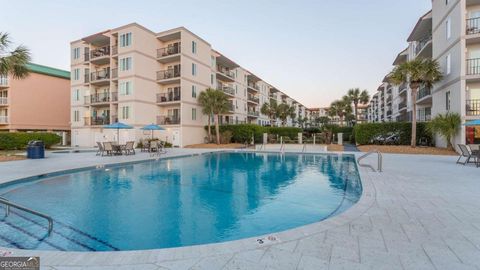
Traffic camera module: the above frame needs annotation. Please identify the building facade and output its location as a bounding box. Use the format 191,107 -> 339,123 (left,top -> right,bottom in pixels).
70,23 -> 307,147
0,63 -> 70,133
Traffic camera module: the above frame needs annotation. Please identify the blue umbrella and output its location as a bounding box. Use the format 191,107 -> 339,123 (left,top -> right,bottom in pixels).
103,122 -> 134,143
141,124 -> 165,139
464,119 -> 480,126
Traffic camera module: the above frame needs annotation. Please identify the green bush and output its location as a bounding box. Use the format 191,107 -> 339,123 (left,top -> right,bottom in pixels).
204,124 -> 303,143
353,122 -> 432,145
0,132 -> 62,150
265,127 -> 302,139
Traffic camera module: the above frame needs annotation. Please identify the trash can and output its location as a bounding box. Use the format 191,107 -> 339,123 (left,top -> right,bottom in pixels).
27,140 -> 45,159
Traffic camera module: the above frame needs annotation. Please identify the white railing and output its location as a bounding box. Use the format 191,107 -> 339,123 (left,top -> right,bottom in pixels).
0,116 -> 8,124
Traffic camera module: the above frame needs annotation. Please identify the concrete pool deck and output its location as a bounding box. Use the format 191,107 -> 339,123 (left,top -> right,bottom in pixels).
0,149 -> 479,269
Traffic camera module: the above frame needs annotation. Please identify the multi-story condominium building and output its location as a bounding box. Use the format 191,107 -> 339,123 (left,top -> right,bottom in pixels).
431,0 -> 480,146
356,103 -> 369,123
368,11 -> 433,124
0,63 -> 70,133
70,23 -> 307,147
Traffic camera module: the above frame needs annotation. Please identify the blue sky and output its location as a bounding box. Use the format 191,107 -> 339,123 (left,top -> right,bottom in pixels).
1,0 -> 430,107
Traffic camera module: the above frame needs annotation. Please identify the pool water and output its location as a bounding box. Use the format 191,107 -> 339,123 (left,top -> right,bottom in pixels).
0,152 -> 362,251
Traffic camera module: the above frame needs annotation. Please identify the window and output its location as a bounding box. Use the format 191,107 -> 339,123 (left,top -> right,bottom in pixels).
73,110 -> 80,122
120,81 -> 132,95
73,89 -> 80,101
446,18 -> 451,39
446,91 -> 451,111
210,74 -> 214,85
235,85 -> 238,94
120,32 -> 132,47
73,69 -> 80,80
211,56 -> 215,67
192,41 -> 197,54
192,85 -> 197,98
192,108 -> 197,120
446,54 -> 451,74
121,106 -> 130,119
73,48 -> 80,59
120,57 -> 132,71
192,63 -> 197,76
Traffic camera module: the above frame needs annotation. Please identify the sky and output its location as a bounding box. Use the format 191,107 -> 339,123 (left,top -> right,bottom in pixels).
0,0 -> 431,108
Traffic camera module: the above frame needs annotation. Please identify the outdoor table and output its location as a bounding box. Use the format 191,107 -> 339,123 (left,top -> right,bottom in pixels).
111,143 -> 126,155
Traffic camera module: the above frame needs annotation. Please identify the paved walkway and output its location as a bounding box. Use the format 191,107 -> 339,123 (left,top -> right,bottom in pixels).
343,143 -> 359,152
1,151 -> 480,269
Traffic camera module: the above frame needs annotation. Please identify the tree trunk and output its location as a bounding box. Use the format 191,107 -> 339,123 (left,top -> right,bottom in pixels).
207,114 -> 211,143
411,87 -> 418,148
215,114 -> 220,145
354,102 -> 358,122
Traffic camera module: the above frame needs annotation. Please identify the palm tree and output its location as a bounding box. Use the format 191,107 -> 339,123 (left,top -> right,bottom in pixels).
329,99 -> 352,126
261,100 -> 279,126
427,112 -> 461,150
347,88 -> 370,122
316,116 -> 330,127
210,90 -> 231,144
0,32 -> 31,79
277,103 -> 295,126
198,88 -> 216,143
390,58 -> 443,147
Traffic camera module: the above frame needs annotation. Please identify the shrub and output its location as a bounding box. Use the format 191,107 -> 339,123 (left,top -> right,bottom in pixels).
220,130 -> 233,144
353,122 -> 432,145
0,132 -> 62,150
266,127 -> 302,140
204,124 -> 303,144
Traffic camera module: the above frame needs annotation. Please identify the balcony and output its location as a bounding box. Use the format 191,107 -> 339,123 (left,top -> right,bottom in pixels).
466,99 -> 480,116
111,68 -> 118,80
157,66 -> 181,84
416,86 -> 432,104
111,45 -> 118,56
157,115 -> 180,125
89,46 -> 111,65
84,74 -> 90,84
0,76 -> 8,89
156,92 -> 181,103
247,82 -> 259,92
398,82 -> 408,94
157,43 -> 181,63
216,66 -> 235,82
417,114 -> 432,122
414,35 -> 432,58
248,111 -> 259,117
466,58 -> 480,76
398,102 -> 407,111
85,92 -> 118,105
0,116 -> 8,124
467,17 -> 480,35
85,116 -> 110,126
0,97 -> 7,106
90,69 -> 110,86
218,86 -> 235,97
247,95 -> 259,104
227,103 -> 235,113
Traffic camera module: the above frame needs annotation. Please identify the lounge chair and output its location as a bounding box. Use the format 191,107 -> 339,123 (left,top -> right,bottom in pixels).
123,141 -> 135,155
96,142 -> 105,156
457,144 -> 478,165
150,141 -> 166,156
103,142 -> 114,156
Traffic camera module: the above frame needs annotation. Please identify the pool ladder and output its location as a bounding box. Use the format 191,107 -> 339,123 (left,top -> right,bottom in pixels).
358,150 -> 383,172
0,196 -> 53,234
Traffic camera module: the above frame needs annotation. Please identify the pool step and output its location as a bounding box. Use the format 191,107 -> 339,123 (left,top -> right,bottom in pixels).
0,209 -> 119,251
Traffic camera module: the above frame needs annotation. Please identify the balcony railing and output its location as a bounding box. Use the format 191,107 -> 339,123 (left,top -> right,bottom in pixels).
467,17 -> 480,35
467,58 -> 480,75
157,115 -> 180,125
85,116 -> 110,126
90,70 -> 110,82
0,97 -> 7,105
90,46 -> 110,60
217,66 -> 235,79
218,86 -> 235,96
227,103 -> 235,112
84,74 -> 90,83
247,95 -> 259,103
0,116 -> 8,124
85,92 -> 118,104
157,43 -> 181,58
398,102 -> 407,110
157,92 -> 181,103
111,45 -> 118,55
415,35 -> 432,55
111,68 -> 118,79
417,86 -> 431,100
248,111 -> 259,117
0,76 -> 8,87
399,82 -> 407,93
157,67 -> 181,80
466,99 -> 480,116
247,82 -> 259,91
417,114 -> 432,122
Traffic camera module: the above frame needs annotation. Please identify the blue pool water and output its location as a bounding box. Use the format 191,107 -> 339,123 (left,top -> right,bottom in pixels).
0,152 -> 362,251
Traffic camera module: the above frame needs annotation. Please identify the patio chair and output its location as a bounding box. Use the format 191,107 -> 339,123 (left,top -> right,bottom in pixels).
123,141 -> 136,155
457,144 -> 478,165
96,142 -> 105,156
150,141 -> 166,156
140,139 -> 149,152
103,142 -> 114,156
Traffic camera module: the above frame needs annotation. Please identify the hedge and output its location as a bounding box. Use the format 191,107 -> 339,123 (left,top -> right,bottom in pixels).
353,122 -> 432,145
205,124 -> 302,143
0,132 -> 62,150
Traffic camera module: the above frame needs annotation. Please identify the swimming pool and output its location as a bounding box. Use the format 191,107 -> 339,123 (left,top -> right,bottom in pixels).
0,152 -> 362,251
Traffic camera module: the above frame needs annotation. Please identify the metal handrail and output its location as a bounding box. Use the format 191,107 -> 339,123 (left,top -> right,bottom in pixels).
0,197 -> 53,234
357,150 -> 382,172
280,141 -> 285,153
302,143 -> 307,153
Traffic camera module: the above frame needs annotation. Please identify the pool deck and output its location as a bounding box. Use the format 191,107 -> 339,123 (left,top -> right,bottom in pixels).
1,149 -> 480,269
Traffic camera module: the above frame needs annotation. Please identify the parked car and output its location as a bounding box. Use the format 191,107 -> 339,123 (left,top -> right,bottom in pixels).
384,133 -> 400,145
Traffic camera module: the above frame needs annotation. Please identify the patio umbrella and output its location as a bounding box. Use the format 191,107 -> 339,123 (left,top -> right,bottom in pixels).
464,119 -> 480,126
141,124 -> 165,139
103,122 -> 134,143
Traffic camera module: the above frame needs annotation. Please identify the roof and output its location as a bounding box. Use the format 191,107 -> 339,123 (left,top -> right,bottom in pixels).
26,63 -> 70,79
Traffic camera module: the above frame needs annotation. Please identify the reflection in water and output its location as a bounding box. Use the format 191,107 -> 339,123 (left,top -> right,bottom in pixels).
0,153 -> 361,251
